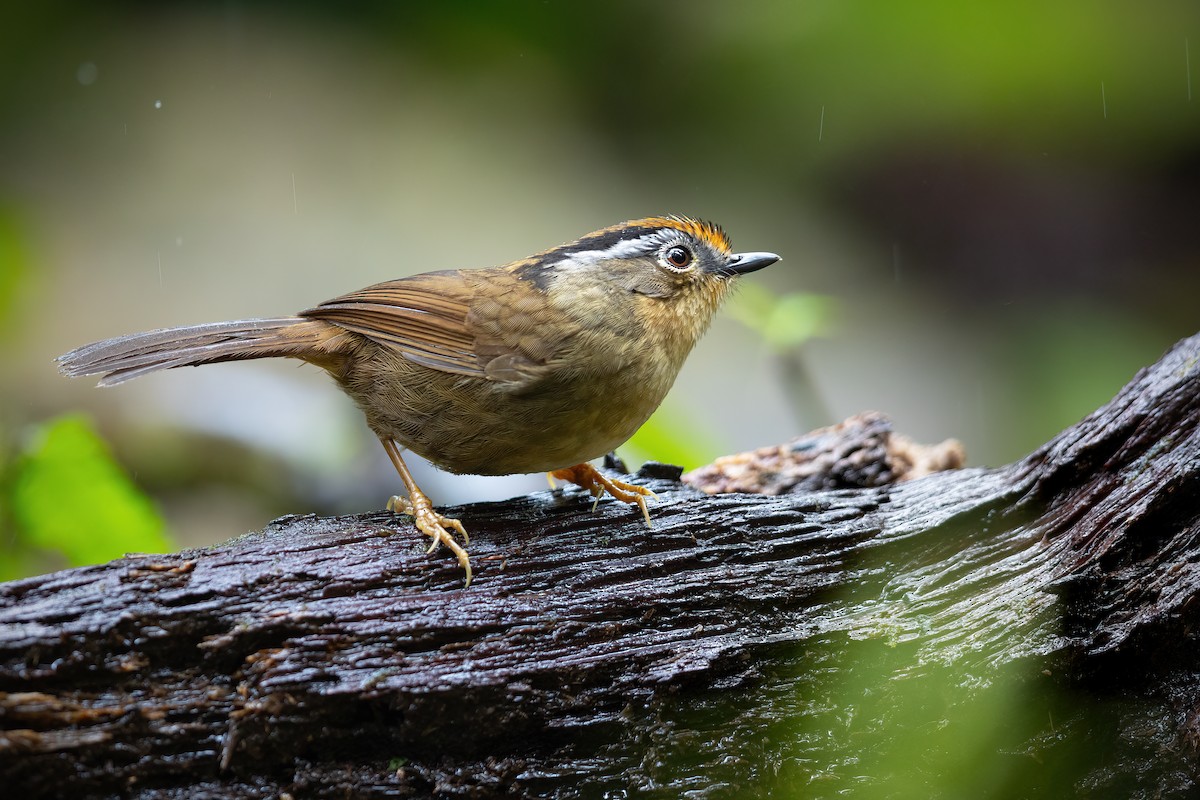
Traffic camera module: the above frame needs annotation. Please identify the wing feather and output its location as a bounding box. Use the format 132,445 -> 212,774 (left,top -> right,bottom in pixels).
301,270 -> 487,378
299,268 -> 579,387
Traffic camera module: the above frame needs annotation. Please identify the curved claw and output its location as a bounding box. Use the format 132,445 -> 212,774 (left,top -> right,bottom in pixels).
388,494 -> 473,587
550,463 -> 657,527
380,438 -> 474,586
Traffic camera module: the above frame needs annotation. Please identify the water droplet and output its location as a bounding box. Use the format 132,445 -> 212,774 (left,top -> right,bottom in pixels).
154,100 -> 163,109
77,62 -> 98,86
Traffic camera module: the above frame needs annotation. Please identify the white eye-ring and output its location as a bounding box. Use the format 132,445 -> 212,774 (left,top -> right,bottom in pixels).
660,243 -> 694,272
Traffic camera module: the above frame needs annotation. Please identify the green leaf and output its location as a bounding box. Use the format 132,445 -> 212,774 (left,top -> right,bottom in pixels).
0,206 -> 29,334
727,284 -> 837,352
623,402 -> 724,470
11,415 -> 171,567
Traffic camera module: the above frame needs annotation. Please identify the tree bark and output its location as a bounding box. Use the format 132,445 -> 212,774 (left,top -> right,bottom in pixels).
4,333 -> 1200,798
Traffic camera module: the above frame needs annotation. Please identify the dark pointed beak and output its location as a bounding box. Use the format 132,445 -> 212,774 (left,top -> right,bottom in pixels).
723,251 -> 780,276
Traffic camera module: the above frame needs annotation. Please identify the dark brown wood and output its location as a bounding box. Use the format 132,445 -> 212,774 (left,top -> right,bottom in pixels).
4,333 -> 1200,798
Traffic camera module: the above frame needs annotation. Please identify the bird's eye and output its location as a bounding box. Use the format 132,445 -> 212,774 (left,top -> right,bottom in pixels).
663,245 -> 693,271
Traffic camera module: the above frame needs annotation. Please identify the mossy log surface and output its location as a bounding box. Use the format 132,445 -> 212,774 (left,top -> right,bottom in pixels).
4,334 -> 1200,798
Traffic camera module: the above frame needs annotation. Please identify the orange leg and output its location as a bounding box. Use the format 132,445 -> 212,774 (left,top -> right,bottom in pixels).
550,462 -> 656,526
380,438 -> 472,587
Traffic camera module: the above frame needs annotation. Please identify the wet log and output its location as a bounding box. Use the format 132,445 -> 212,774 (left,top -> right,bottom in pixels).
4,333 -> 1200,798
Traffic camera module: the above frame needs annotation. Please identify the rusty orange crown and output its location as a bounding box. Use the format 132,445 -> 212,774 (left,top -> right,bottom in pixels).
605,216 -> 732,255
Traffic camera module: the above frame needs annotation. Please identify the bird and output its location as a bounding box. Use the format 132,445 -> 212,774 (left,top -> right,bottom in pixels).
57,216 -> 780,586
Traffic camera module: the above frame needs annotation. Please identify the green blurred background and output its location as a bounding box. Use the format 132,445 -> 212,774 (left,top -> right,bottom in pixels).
2,0 -> 1199,575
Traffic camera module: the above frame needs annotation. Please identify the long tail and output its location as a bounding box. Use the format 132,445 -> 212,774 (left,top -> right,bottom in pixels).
57,317 -> 339,386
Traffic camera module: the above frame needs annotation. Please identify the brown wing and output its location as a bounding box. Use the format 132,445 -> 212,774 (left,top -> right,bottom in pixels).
301,268 -> 578,386
301,269 -> 484,377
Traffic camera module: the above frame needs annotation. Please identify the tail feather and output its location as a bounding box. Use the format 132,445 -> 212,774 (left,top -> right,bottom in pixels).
57,317 -> 336,386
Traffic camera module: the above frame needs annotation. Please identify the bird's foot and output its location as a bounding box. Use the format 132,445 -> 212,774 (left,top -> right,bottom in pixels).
387,493 -> 472,587
550,462 -> 656,526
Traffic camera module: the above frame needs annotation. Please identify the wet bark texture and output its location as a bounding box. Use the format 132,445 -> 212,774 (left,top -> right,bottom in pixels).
4,334 -> 1200,798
